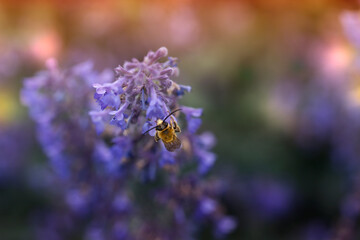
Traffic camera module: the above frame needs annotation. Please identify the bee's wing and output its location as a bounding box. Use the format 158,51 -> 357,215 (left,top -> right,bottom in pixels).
163,135 -> 182,152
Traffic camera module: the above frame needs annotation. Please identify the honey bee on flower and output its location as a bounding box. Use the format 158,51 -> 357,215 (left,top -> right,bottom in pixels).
143,109 -> 182,152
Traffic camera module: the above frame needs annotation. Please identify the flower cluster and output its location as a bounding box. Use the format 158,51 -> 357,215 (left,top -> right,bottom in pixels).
22,59 -> 133,239
21,47 -> 235,239
91,47 -> 186,131
90,47 -> 216,177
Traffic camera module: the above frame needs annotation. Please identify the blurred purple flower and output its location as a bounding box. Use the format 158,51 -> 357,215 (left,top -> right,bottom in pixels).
341,12 -> 360,50
215,217 -> 237,237
241,178 -> 293,220
182,106 -> 203,134
0,125 -> 35,180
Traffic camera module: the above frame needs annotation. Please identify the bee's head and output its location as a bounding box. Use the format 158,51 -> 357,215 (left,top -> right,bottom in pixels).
156,119 -> 168,131
143,109 -> 181,135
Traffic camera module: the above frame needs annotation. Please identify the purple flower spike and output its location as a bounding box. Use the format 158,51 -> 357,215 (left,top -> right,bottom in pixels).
22,48 -> 234,239
90,47 -> 220,178
91,47 -> 185,130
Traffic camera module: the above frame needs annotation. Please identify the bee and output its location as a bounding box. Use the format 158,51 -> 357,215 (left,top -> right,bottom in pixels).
143,109 -> 182,152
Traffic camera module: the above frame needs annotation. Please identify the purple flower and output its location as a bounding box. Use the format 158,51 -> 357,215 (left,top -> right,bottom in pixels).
194,132 -> 217,174
94,92 -> 121,110
215,217 -> 237,237
182,106 -> 203,133
92,47 -> 182,133
90,47 -> 219,178
199,197 -> 217,215
146,86 -> 167,120
93,80 -> 122,110
112,194 -> 131,213
89,110 -> 112,135
109,102 -> 130,130
159,150 -> 177,166
65,189 -> 90,214
175,84 -> 191,96
341,11 -> 360,50
22,47 -> 234,239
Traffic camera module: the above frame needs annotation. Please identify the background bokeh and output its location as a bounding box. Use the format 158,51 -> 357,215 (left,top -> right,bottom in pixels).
1,0 -> 360,239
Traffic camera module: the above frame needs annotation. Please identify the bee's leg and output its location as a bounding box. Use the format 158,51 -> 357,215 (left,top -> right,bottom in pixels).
154,132 -> 160,142
173,121 -> 181,133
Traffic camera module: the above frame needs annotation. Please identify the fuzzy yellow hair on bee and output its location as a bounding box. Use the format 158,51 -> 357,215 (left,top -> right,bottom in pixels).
143,109 -> 182,152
